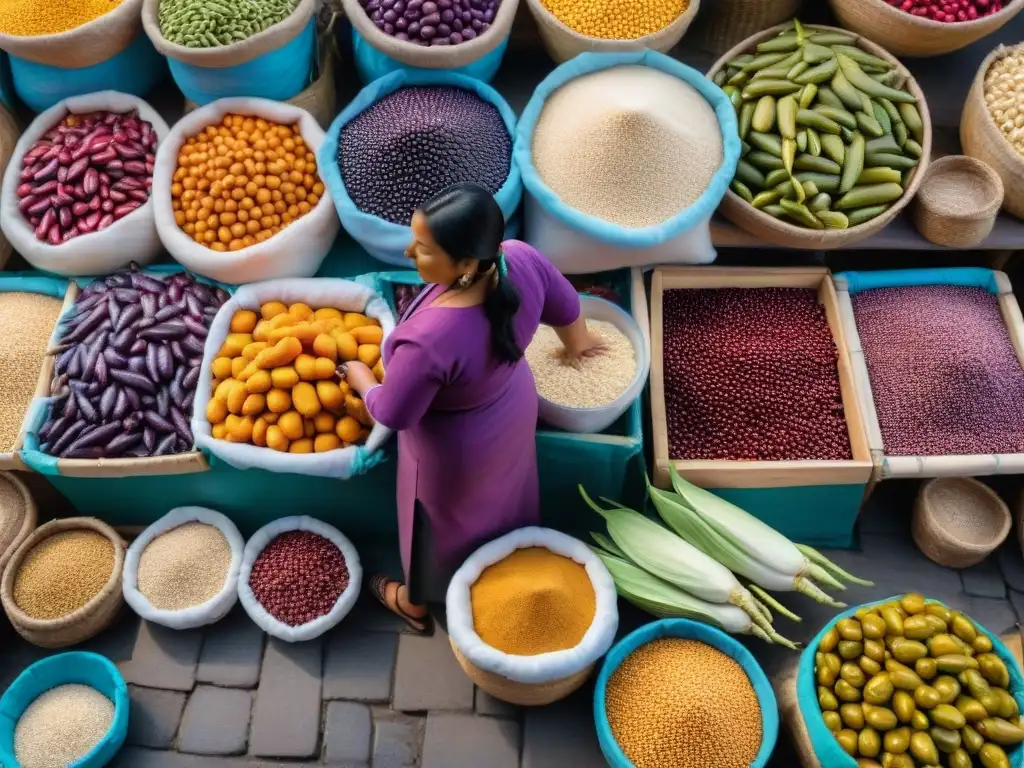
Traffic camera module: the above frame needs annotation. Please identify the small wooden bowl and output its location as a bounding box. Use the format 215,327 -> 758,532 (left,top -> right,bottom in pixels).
912,155 -> 1004,247
912,477 -> 1011,568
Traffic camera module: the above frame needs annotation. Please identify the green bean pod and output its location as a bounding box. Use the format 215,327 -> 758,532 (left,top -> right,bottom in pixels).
817,87 -> 845,110
783,137 -> 797,173
731,180 -> 755,203
795,172 -> 841,193
757,33 -> 799,53
840,132 -> 866,194
740,102 -> 756,140
752,96 -> 777,134
746,151 -> 785,171
837,53 -> 916,104
817,210 -> 850,229
736,159 -> 767,189
751,189 -> 784,208
857,167 -> 903,185
809,31 -> 858,46
749,132 -> 783,157
796,109 -> 842,135
807,127 -> 822,157
742,79 -> 802,99
856,111 -> 885,138
872,101 -> 893,134
898,103 -> 923,142
835,182 -> 904,210
865,135 -> 901,154
800,84 -> 819,110
846,204 -> 890,226
777,96 -> 798,139
788,61 -> 811,81
865,152 -> 919,170
795,154 -> 842,174
821,134 -> 846,165
742,52 -> 792,72
812,105 -> 857,130
780,199 -> 825,229
832,45 -> 892,71
764,167 -> 790,188
831,70 -> 866,110
904,139 -> 923,159
803,42 -> 835,64
794,58 -> 840,85
797,130 -> 808,153
808,193 -> 832,212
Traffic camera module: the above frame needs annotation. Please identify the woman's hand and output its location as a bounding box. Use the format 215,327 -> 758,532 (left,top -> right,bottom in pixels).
555,315 -> 608,369
340,361 -> 378,398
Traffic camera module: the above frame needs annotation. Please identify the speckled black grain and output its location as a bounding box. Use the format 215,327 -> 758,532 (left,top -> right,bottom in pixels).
339,86 -> 511,225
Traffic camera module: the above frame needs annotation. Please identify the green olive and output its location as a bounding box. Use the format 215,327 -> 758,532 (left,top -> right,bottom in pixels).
836,679 -> 862,702
933,675 -> 961,705
961,723 -> 985,754
929,634 -> 964,657
910,710 -> 930,731
955,694 -> 989,723
817,663 -> 838,687
952,614 -> 978,644
948,747 -> 973,768
974,634 -> 994,654
930,725 -> 962,753
915,657 -> 937,680
977,717 -> 1024,746
841,662 -> 867,688
891,638 -> 928,664
862,613 -> 887,640
864,703 -> 898,731
841,702 -> 866,729
935,654 -> 978,674
923,614 -> 949,635
859,726 -> 882,758
857,759 -> 883,768
925,603 -> 953,624
864,673 -> 894,705
820,626 -> 840,653
838,617 -> 864,642
979,742 -> 1011,768
819,685 -> 839,710
892,691 -> 916,724
903,615 -> 935,641
900,593 -> 927,615
930,703 -> 967,730
839,640 -> 864,660
881,606 -> 905,637
914,685 -> 941,710
977,653 -> 1010,689
836,728 -> 858,756
883,755 -> 915,768
962,669 -> 992,702
883,726 -> 910,754
822,710 -> 842,732
992,688 -> 1019,720
886,660 -> 924,690
909,731 -> 940,764
861,656 -> 882,676
865,639 -> 887,664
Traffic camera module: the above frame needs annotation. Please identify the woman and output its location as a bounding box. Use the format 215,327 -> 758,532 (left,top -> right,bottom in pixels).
342,182 -> 605,634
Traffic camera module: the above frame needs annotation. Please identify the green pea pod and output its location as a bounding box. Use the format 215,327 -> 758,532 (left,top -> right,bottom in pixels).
799,83 -> 818,110
877,97 -> 903,125
904,139 -> 923,158
765,167 -> 791,188
783,138 -> 797,174
817,210 -> 850,229
776,178 -> 806,204
816,136 -> 842,167
731,180 -> 755,203
872,101 -> 893,134
796,130 -> 808,153
795,172 -> 841,193
742,79 -> 802,99
740,139 -> 751,156
751,189 -> 784,208
865,135 -> 901,154
741,52 -> 791,72
840,126 -> 856,142
779,198 -> 825,229
762,204 -> 787,217
752,96 -> 777,133
803,42 -> 836,64
753,63 -> 798,81
894,120 -> 909,147
728,70 -> 751,87
740,101 -> 756,139
898,102 -> 924,141
788,62 -> 811,81
726,54 -> 756,69
865,152 -> 919,170
794,18 -> 808,44
812,104 -> 857,130
801,180 -> 820,197
793,57 -> 839,85
757,32 -> 799,53
835,182 -> 904,210
735,159 -> 767,189
856,111 -> 886,138
858,167 -> 902,184
832,45 -> 893,71
777,95 -> 798,139
840,132 -> 866,194
796,108 -> 842,135
807,127 -> 822,157
809,31 -> 858,46
871,71 -> 899,88
808,192 -> 832,212
831,69 -> 866,110
847,204 -> 889,226
746,150 -> 785,171
795,154 -> 842,174
817,86 -> 845,109
836,53 -> 917,103
749,132 -> 783,157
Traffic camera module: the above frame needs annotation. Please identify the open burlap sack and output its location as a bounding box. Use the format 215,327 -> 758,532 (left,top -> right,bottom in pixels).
0,0 -> 144,68
0,106 -> 18,269
777,672 -> 823,768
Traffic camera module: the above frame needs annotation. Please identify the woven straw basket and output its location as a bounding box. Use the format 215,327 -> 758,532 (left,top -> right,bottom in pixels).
912,155 -> 1003,247
828,0 -> 1023,58
1,517 -> 126,648
524,0 -> 699,63
0,473 -> 37,576
912,477 -> 1011,569
0,106 -> 19,270
696,0 -> 803,56
709,23 -> 932,250
450,638 -> 594,706
962,44 -> 1024,220
777,674 -> 822,768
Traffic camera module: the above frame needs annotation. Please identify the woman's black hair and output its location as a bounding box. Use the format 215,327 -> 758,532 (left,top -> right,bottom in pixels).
419,182 -> 522,365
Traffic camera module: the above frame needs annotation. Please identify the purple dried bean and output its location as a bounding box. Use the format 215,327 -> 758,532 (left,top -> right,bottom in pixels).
182,366 -> 201,390
110,368 -> 156,394
143,426 -> 156,451
106,431 -> 141,456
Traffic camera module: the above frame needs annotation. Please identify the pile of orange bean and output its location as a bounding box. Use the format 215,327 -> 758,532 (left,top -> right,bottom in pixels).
170,114 -> 325,253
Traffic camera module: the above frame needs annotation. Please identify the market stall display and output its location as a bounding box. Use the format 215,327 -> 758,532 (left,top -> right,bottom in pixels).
913,477 -> 1012,567
523,0 -> 699,63
1,517 -> 124,647
237,515 -> 361,641
829,0 -> 1024,57
962,43 -> 1024,219
516,51 -> 738,273
141,0 -> 317,105
836,268 -> 1024,479
447,527 -> 618,705
122,506 -> 244,629
912,155 -> 1004,247
0,93 -> 169,276
0,652 -> 129,768
153,98 -> 339,283
709,22 -> 932,249
321,70 -> 520,267
595,618 -> 778,768
796,594 -> 1024,768
0,104 -> 18,268
0,472 -> 36,574
650,267 -> 872,547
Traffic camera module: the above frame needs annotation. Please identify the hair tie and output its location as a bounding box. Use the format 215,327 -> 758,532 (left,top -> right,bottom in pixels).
497,251 -> 508,278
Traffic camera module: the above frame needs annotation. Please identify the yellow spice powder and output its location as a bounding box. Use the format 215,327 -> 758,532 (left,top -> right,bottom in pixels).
0,0 -> 121,37
471,547 -> 596,656
606,638 -> 762,768
14,531 -> 114,620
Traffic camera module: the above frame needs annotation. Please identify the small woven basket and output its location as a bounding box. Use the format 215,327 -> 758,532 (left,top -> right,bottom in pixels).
912,155 -> 1004,247
696,0 -> 803,56
0,473 -> 36,576
450,640 -> 594,706
1,517 -> 126,648
523,0 -> 699,63
962,43 -> 1024,220
912,477 -> 1011,568
828,0 -> 1023,58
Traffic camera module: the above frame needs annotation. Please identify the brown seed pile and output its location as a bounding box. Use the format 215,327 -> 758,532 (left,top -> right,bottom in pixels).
526,320 -> 637,408
137,522 -> 232,610
15,684 -> 114,768
0,292 -> 64,452
605,638 -> 762,768
0,474 -> 27,559
14,530 -> 114,620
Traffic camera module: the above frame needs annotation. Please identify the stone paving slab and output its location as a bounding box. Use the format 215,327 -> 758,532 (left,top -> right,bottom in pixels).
421,712 -> 521,768
324,701 -> 372,766
195,607 -> 265,689
392,626 -> 474,712
126,686 -> 187,749
521,688 -> 605,768
371,712 -> 423,768
323,628 -> 397,702
120,622 -> 202,692
178,686 -> 252,756
962,558 -> 1007,598
249,637 -> 323,759
475,687 -> 519,718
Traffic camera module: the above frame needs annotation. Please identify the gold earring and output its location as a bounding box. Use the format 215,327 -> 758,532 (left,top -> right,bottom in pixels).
457,273 -> 473,289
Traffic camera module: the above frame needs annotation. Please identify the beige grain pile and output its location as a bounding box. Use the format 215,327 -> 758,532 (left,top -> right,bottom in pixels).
526,319 -> 636,408
532,65 -> 722,228
0,292 -> 63,452
137,522 -> 233,610
922,168 -> 993,210
15,684 -> 114,768
0,473 -> 26,558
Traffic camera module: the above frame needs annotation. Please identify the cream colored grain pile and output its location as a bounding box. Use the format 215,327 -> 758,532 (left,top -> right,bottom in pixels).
15,684 -> 114,768
137,522 -> 233,610
985,50 -> 1024,156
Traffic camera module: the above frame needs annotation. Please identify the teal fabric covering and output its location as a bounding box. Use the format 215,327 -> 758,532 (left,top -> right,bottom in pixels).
0,652 -> 129,767
838,267 -> 1000,296
11,35 -> 166,113
350,25 -> 511,84
167,19 -> 316,106
797,596 -> 1024,768
0,273 -> 69,299
594,618 -> 778,768
0,52 -> 15,111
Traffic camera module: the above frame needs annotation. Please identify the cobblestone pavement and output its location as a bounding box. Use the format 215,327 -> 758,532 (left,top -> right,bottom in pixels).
2,481 -> 1023,767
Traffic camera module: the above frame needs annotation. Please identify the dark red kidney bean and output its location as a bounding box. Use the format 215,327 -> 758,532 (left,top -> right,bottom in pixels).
91,148 -> 117,165
114,303 -> 141,333
35,208 -> 55,240
146,344 -> 159,381
108,190 -> 127,204
127,189 -> 149,203
88,195 -> 101,211
19,196 -> 39,215
169,340 -> 185,364
83,168 -> 98,195
16,183 -> 32,197
62,229 -> 78,243
98,214 -> 114,230
76,392 -> 97,422
58,207 -> 72,231
27,197 -> 50,216
129,339 -> 146,355
113,202 -> 141,218
65,157 -> 88,182
72,202 -> 89,216
182,391 -> 195,412
122,160 -> 147,175
154,434 -> 177,456
46,226 -> 61,245
33,158 -> 58,181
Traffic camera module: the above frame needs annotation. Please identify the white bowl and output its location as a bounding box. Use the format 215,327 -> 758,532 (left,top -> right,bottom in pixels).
536,295 -> 650,434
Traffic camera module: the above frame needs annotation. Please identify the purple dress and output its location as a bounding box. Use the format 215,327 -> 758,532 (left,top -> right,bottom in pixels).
364,240 -> 581,603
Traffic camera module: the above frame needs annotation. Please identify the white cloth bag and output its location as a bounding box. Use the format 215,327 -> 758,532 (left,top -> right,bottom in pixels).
190,278 -> 395,479
238,515 -> 363,642
122,506 -> 245,630
0,91 -> 170,277
152,98 -> 340,284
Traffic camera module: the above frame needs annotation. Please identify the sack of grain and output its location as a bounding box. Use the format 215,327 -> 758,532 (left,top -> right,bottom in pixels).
122,507 -> 244,630
0,472 -> 37,575
191,278 -> 395,480
319,69 -> 522,267
0,105 -> 19,269
515,50 -> 740,274
152,97 -> 340,284
141,0 -> 318,106
0,91 -> 170,276
341,0 -> 519,84
0,0 -> 165,113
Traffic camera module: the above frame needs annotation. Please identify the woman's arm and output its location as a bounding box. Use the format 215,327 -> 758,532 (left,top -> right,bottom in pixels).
343,338 -> 443,431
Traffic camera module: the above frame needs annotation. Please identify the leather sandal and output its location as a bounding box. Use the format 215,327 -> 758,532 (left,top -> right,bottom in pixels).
368,574 -> 434,636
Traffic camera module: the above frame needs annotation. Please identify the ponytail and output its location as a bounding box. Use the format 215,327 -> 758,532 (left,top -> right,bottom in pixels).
480,253 -> 521,365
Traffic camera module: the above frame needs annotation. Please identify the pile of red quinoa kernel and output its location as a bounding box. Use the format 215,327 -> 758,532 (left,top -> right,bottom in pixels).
885,0 -> 1004,22
852,284 -> 1024,456
16,110 -> 156,244
662,288 -> 852,462
248,530 -> 350,626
